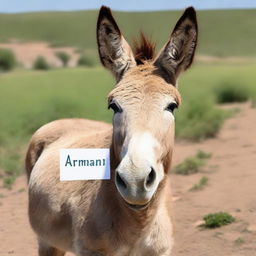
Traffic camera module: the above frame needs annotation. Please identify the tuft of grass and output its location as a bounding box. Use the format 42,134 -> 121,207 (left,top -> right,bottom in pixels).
190,176 -> 209,191
196,150 -> 212,159
234,237 -> 245,246
214,81 -> 250,103
3,176 -> 16,189
202,212 -> 236,228
173,157 -> 204,175
173,150 -> 211,175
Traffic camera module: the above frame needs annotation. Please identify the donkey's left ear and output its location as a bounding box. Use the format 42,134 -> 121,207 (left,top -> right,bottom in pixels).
154,7 -> 198,85
97,6 -> 136,82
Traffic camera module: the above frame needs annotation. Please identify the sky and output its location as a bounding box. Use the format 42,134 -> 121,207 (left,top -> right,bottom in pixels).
1,0 -> 256,13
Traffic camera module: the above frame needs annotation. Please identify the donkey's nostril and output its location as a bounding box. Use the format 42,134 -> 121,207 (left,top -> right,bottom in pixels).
116,172 -> 127,190
145,167 -> 156,189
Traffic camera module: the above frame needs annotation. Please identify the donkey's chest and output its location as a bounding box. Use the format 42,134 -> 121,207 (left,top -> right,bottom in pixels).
75,213 -> 173,256
113,216 -> 173,256
116,226 -> 173,256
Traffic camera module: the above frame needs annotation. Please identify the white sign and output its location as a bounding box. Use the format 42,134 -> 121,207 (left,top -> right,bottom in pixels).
60,148 -> 110,181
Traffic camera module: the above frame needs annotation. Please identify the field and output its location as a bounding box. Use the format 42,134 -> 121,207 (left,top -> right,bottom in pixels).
0,9 -> 256,57
0,62 -> 255,186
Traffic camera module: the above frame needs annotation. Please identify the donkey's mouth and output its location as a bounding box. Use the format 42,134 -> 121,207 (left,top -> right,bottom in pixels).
125,201 -> 150,211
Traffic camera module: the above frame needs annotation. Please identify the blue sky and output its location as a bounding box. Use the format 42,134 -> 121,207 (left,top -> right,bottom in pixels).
1,0 -> 256,13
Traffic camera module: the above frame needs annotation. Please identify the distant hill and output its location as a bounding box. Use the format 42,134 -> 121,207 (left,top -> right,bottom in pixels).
0,9 -> 255,56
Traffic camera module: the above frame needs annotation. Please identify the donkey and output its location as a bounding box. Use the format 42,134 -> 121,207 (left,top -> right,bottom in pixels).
26,6 -> 198,256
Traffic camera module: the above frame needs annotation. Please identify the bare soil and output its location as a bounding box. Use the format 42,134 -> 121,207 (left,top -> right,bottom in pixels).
0,102 -> 255,255
0,42 -> 79,68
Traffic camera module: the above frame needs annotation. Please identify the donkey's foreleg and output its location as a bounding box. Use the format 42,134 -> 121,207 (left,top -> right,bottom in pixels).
38,239 -> 65,256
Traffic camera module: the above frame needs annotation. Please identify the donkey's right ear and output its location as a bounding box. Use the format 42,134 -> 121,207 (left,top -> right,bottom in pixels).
97,6 -> 136,82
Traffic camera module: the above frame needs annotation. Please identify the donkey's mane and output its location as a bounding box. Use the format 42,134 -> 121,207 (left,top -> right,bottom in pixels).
133,33 -> 156,65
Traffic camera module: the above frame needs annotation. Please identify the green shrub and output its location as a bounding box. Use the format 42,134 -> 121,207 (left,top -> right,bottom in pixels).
77,54 -> 96,67
234,237 -> 245,246
176,100 -> 226,141
173,157 -> 204,175
174,150 -> 212,175
196,150 -> 212,159
203,212 -> 235,228
55,51 -> 70,67
190,176 -> 209,191
214,81 -> 249,103
0,48 -> 16,71
3,176 -> 16,189
33,56 -> 50,70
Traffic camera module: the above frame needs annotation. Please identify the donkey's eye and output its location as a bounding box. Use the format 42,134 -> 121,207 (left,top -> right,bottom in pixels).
108,101 -> 122,113
165,102 -> 178,113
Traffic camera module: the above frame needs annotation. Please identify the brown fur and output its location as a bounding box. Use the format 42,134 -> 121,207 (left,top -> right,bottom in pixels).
133,33 -> 156,65
26,5 -> 197,256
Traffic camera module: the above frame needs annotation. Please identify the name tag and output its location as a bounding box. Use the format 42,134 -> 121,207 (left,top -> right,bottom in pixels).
60,148 -> 110,181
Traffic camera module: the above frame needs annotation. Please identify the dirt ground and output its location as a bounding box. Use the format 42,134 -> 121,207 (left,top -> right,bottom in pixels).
0,41 -> 79,68
0,102 -> 255,256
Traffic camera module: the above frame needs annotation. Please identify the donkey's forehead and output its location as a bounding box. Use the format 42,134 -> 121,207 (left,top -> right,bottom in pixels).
108,64 -> 181,104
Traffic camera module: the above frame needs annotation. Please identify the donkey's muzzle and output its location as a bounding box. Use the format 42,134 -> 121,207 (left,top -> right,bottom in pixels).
115,167 -> 158,206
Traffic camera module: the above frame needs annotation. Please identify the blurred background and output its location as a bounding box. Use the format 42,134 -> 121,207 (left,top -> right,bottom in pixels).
0,1 -> 255,255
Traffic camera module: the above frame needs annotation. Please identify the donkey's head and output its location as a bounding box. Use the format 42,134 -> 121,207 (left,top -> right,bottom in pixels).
97,6 -> 197,209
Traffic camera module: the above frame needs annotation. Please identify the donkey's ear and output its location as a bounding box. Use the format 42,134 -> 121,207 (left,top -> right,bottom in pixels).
154,7 -> 198,85
97,6 -> 136,82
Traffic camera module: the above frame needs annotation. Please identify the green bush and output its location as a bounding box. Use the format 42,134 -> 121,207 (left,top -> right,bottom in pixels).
214,81 -> 249,103
176,100 -> 226,141
203,212 -> 235,228
174,150 -> 212,175
190,176 -> 209,191
33,56 -> 50,70
196,150 -> 212,159
0,48 -> 16,71
173,157 -> 204,175
77,54 -> 96,67
55,51 -> 70,67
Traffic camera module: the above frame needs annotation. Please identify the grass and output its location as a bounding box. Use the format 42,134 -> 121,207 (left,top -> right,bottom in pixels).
202,212 -> 236,228
0,67 -> 113,187
196,150 -> 212,159
173,157 -> 204,175
214,80 -> 250,103
0,62 -> 255,187
234,237 -> 245,246
173,150 -> 211,175
190,176 -> 209,191
0,9 -> 256,57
